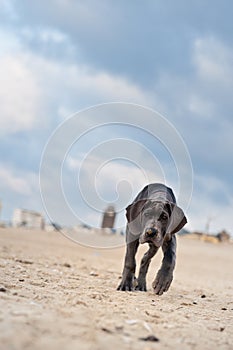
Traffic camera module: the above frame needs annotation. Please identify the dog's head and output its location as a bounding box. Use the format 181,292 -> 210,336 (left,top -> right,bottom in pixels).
126,200 -> 187,247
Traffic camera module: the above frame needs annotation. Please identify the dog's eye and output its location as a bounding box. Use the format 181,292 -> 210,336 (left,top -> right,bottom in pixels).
160,213 -> 168,221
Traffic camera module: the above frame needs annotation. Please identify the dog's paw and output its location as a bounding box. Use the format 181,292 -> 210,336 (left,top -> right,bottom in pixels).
117,277 -> 134,291
135,278 -> 147,292
152,269 -> 173,295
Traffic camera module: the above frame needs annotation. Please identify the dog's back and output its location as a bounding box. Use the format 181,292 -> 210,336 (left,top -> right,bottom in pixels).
132,183 -> 176,205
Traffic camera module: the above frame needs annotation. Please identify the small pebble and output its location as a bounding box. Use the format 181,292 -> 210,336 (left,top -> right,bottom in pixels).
125,319 -> 138,325
15,259 -> 33,265
139,335 -> 159,342
90,271 -> 99,276
63,263 -> 71,268
221,307 -> 227,311
201,294 -> 206,298
0,287 -> 7,293
19,279 -> 25,282
101,327 -> 112,334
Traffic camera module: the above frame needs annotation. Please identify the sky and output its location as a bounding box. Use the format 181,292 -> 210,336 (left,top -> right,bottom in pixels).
0,0 -> 233,235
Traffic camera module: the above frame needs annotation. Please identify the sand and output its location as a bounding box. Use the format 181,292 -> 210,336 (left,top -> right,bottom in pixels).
0,227 -> 232,350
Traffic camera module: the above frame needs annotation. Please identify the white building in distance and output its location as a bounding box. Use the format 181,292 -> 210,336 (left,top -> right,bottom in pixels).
12,209 -> 44,229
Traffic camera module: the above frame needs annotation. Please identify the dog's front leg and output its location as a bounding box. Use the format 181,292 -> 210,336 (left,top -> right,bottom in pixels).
152,234 -> 176,295
136,243 -> 158,291
117,227 -> 139,291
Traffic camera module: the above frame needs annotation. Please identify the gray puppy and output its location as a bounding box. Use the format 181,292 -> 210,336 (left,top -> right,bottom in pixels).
117,183 -> 187,295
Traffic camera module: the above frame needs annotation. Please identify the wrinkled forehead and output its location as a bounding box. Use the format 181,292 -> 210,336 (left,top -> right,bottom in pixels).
143,201 -> 169,215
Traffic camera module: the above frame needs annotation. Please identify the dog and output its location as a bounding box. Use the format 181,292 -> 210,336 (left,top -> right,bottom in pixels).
117,183 -> 187,295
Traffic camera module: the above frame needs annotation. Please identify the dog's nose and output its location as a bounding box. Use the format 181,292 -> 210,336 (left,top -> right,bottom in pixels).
145,228 -> 158,237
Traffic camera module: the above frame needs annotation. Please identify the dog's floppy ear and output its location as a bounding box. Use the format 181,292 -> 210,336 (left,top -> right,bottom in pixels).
125,200 -> 147,235
167,204 -> 187,235
126,200 -> 147,222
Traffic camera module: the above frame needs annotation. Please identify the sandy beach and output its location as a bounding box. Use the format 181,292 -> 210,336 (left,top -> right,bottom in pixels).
0,227 -> 232,350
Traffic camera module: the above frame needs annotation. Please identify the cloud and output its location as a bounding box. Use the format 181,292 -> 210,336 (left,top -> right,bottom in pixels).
194,36 -> 233,86
9,0 -> 229,87
0,54 -> 43,134
0,27 -> 151,136
190,36 -> 233,162
0,164 -> 34,196
0,0 -> 18,21
152,35 -> 233,166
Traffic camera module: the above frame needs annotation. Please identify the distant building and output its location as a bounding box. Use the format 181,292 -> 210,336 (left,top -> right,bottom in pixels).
12,209 -> 44,229
101,205 -> 116,229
